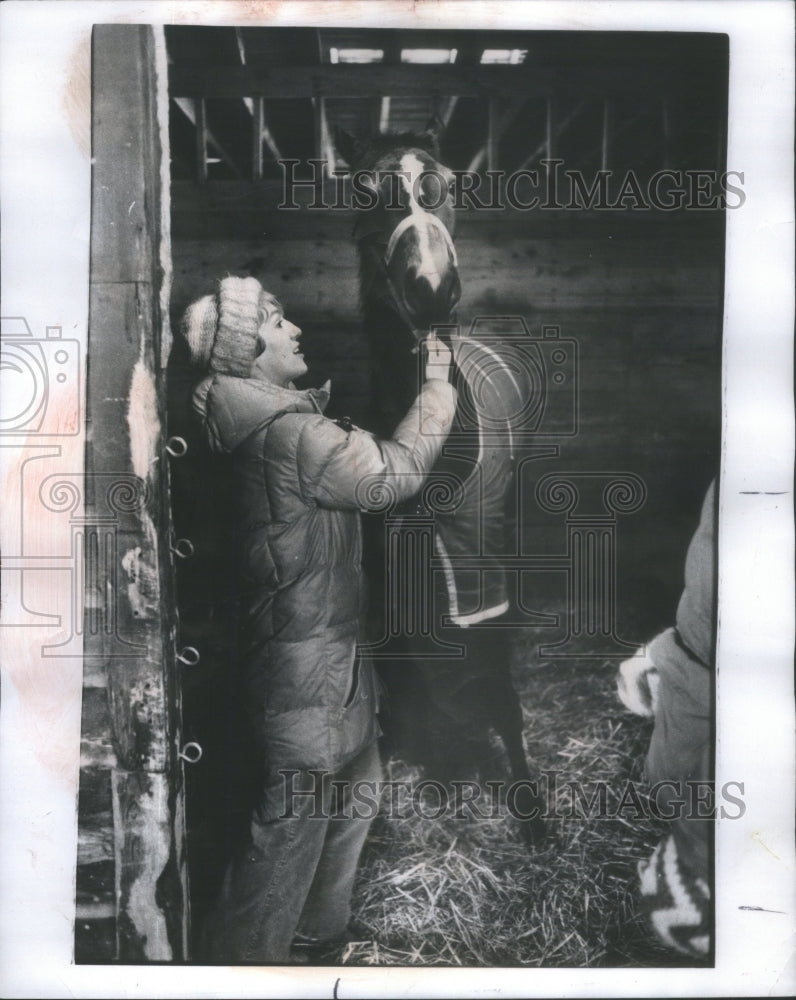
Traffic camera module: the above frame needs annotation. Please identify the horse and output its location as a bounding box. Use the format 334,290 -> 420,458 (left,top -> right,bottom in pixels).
337,121 -> 546,846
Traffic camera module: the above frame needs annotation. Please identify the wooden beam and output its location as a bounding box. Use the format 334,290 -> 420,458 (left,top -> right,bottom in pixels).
467,96 -> 526,173
545,96 -> 554,162
580,105 -> 656,174
261,115 -> 283,163
252,95 -> 264,180
375,96 -> 388,135
234,25 -> 247,66
235,27 -> 282,168
516,100 -> 587,172
173,98 -> 242,179
602,99 -> 611,172
168,64 -> 523,99
237,25 -> 259,177
312,95 -> 322,169
168,63 -> 686,101
487,98 -> 498,173
319,96 -> 337,175
310,95 -> 337,178
439,95 -> 459,128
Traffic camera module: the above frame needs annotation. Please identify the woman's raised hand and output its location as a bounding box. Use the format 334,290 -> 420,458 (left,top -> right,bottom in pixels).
423,332 -> 453,383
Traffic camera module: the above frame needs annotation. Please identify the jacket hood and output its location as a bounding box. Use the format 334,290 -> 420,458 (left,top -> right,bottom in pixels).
192,373 -> 330,453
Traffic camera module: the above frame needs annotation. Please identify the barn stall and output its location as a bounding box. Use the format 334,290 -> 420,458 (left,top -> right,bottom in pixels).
76,24 -> 725,965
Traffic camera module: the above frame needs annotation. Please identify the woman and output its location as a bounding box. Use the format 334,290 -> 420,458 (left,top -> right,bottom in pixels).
181,275 -> 456,963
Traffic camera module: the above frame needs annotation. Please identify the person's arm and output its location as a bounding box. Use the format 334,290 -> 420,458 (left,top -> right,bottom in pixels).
297,334 -> 457,511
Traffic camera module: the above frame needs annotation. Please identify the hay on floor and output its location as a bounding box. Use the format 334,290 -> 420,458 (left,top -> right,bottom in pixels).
337,626 -> 706,968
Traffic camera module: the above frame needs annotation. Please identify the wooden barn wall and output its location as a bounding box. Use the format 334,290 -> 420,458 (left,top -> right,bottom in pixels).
169,188 -> 723,640
77,25 -> 189,963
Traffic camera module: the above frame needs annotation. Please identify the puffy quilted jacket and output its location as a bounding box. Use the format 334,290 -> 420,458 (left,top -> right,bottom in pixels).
192,372 -> 456,780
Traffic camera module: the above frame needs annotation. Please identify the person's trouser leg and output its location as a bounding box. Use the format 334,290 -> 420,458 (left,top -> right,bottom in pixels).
294,741 -> 382,941
203,769 -> 330,964
640,637 -> 712,957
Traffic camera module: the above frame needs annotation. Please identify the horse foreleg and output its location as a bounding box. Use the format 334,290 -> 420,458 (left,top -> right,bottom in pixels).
486,666 -> 547,848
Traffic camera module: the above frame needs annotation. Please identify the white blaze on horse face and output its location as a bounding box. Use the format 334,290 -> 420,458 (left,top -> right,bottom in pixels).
399,151 -> 442,292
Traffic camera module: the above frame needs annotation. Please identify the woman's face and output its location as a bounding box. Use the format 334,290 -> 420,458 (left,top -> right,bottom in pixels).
250,299 -> 308,387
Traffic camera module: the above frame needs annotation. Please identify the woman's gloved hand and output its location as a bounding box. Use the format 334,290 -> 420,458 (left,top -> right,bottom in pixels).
423,331 -> 453,383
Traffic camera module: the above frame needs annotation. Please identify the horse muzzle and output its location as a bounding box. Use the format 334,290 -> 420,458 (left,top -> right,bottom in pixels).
402,267 -> 461,327
384,213 -> 461,332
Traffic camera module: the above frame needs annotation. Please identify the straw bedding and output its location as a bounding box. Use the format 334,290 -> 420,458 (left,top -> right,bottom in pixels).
333,625 -> 706,968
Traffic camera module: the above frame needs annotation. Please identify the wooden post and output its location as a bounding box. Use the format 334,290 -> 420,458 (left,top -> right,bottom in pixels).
318,95 -> 336,176
439,95 -> 459,128
313,94 -> 323,172
516,101 -> 584,172
260,110 -> 283,164
83,23 -> 189,962
545,95 -> 554,162
467,97 -> 526,173
252,95 -> 264,181
371,96 -> 382,135
602,99 -> 611,172
173,97 -> 242,178
487,98 -> 499,173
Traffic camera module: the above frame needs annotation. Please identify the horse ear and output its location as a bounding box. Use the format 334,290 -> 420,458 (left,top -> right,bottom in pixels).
335,127 -> 361,166
421,115 -> 445,153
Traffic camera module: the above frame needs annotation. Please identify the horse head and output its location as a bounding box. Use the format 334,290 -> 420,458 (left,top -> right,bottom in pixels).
339,121 -> 461,340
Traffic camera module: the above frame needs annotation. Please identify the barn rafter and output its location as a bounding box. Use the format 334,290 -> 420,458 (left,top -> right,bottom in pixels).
165,27 -> 728,185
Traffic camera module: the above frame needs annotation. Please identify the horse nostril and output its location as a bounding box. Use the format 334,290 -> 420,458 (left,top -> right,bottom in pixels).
445,271 -> 462,311
403,270 -> 460,325
404,273 -> 431,314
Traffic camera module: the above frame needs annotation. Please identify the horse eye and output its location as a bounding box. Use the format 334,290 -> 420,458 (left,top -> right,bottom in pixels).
418,172 -> 446,209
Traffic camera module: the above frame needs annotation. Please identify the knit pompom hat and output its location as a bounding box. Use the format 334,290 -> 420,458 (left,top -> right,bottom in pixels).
180,275 -> 263,377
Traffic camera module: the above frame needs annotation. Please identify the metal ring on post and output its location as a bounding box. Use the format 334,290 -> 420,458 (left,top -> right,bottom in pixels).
177,646 -> 200,667
170,537 -> 195,560
166,436 -> 188,458
178,741 -> 203,764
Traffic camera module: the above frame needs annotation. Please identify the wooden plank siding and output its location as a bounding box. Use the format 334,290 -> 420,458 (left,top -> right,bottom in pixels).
171,179 -> 728,241
170,235 -> 721,317
77,25 -> 189,962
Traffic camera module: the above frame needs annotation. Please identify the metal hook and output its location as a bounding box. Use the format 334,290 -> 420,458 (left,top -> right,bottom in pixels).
171,537 -> 195,560
178,741 -> 203,764
166,436 -> 188,458
177,646 -> 200,666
